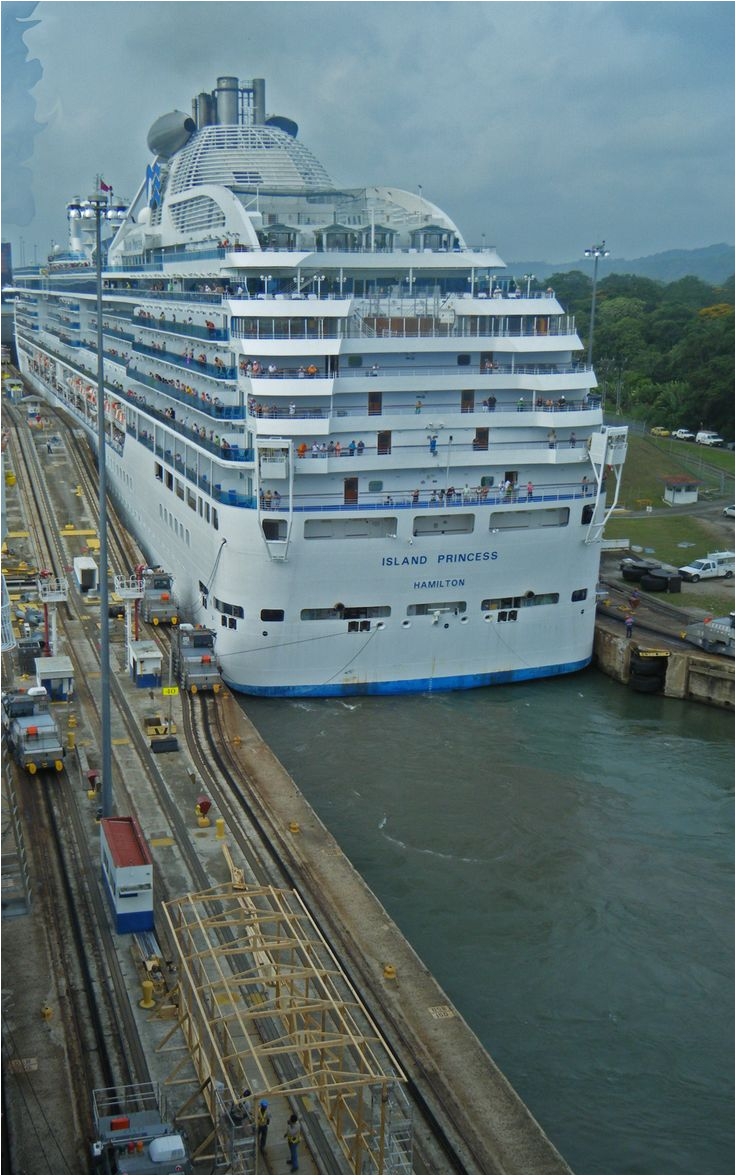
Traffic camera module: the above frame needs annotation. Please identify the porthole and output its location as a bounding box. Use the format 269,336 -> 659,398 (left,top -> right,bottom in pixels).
444,623 -> 450,629
483,613 -> 493,622
401,619 -> 411,628
460,615 -> 469,624
376,621 -> 385,630
262,630 -> 269,637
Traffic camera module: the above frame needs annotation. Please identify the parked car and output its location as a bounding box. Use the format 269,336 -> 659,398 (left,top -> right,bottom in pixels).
650,426 -> 670,437
678,551 -> 734,582
695,431 -> 725,447
672,429 -> 695,441
723,505 -> 735,518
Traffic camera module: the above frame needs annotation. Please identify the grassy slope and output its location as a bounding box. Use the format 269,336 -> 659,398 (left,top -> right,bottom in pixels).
602,435 -> 735,612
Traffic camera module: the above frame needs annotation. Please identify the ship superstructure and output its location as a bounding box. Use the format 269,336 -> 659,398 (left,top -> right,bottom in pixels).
13,73 -> 627,695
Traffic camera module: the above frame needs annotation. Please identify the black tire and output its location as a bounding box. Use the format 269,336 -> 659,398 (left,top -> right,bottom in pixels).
640,574 -> 668,592
628,671 -> 663,693
629,655 -> 668,677
690,574 -> 700,583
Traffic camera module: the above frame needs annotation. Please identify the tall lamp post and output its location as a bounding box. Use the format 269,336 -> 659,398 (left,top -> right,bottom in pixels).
523,272 -> 536,298
584,241 -> 609,368
79,189 -> 126,817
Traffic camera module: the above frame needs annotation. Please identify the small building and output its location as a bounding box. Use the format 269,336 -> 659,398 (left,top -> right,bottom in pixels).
128,639 -> 162,687
100,816 -> 154,933
662,475 -> 700,506
34,654 -> 74,701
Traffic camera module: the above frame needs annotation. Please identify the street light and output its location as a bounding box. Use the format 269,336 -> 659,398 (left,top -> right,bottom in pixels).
312,273 -> 326,299
584,240 -> 610,368
260,273 -> 272,297
76,188 -> 126,817
523,273 -> 535,298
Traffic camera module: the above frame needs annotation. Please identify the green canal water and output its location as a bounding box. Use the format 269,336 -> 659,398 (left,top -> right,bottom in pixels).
241,667 -> 734,1175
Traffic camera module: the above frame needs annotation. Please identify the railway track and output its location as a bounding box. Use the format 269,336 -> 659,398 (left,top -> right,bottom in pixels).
3,394 -> 550,1175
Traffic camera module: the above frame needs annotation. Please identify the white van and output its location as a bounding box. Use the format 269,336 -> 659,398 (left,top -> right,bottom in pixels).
695,431 -> 725,447
678,551 -> 734,582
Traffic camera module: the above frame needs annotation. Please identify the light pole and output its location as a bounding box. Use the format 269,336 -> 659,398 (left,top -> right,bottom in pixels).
584,240 -> 609,368
78,189 -> 126,817
523,272 -> 535,298
313,273 -> 326,299
260,273 -> 272,297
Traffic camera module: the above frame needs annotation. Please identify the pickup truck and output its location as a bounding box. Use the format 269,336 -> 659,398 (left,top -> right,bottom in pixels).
678,551 -> 734,582
672,429 -> 695,441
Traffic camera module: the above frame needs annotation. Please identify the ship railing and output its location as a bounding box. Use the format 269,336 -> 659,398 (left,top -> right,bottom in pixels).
210,481 -> 595,510
103,283 -> 226,306
245,397 -> 596,421
229,321 -> 577,343
132,341 -> 237,380
134,315 -> 228,343
127,398 -> 248,458
246,361 -> 592,379
126,369 -> 243,417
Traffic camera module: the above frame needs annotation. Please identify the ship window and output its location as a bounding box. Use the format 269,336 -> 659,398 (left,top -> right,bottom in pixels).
571,588 -> 588,601
155,462 -> 163,481
213,598 -> 245,619
261,609 -> 284,622
482,593 -> 559,611
187,488 -> 197,510
368,481 -> 383,492
304,517 -> 396,539
407,601 -> 467,616
581,504 -> 594,524
457,354 -> 471,366
497,610 -> 518,622
165,471 -> 173,490
205,503 -> 210,522
301,604 -> 391,621
228,617 -> 237,629
262,518 -> 287,540
348,356 -> 364,367
413,514 -> 474,536
213,509 -> 219,530
489,507 -> 569,531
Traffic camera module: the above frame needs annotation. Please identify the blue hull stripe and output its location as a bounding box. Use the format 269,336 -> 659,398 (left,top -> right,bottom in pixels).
224,656 -> 592,698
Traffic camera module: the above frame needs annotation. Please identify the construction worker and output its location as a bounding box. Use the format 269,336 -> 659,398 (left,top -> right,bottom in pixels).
256,1100 -> 270,1153
284,1112 -> 301,1171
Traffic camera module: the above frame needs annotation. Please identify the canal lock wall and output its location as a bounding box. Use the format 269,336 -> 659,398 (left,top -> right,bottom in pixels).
593,622 -> 735,710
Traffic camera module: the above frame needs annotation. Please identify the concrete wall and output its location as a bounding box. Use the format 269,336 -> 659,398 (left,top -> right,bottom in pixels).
594,624 -> 735,710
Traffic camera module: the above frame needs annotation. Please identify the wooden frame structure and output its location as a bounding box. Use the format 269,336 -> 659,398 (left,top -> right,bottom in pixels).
158,881 -> 412,1173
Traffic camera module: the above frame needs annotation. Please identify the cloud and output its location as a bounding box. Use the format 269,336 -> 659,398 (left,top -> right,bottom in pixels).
3,1 -> 733,262
1,1 -> 44,228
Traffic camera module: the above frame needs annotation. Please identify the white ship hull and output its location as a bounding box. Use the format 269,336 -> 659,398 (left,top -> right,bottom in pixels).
13,70 -> 627,697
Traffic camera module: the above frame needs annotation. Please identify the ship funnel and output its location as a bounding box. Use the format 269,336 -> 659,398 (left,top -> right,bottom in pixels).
193,91 -> 215,128
252,78 -> 266,125
215,76 -> 239,125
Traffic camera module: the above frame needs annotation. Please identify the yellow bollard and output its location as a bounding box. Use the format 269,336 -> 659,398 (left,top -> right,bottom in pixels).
289,821 -> 300,834
139,980 -> 155,1009
41,1003 -> 53,1020
383,964 -> 397,981
215,817 -> 226,839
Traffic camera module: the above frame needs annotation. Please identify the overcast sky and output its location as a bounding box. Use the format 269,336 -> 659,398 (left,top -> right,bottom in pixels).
2,0 -> 734,268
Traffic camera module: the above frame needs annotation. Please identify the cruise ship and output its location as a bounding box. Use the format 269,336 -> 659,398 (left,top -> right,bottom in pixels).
12,73 -> 627,696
